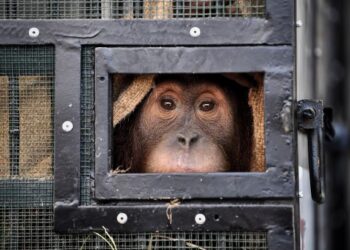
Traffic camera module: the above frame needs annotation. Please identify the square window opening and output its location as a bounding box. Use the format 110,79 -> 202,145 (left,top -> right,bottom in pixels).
111,73 -> 265,174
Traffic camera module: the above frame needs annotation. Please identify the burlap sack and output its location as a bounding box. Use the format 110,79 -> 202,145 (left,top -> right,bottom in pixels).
19,76 -> 53,178
0,76 -> 10,177
248,73 -> 265,172
113,74 -> 155,127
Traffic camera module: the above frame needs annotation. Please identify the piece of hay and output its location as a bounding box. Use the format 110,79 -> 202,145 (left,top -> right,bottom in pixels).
19,76 -> 53,178
113,74 -> 155,127
0,76 -> 10,177
166,199 -> 181,224
144,0 -> 173,19
248,73 -> 265,172
112,166 -> 131,175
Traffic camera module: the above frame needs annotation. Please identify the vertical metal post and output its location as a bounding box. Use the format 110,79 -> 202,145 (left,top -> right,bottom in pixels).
296,0 -> 316,249
101,0 -> 112,19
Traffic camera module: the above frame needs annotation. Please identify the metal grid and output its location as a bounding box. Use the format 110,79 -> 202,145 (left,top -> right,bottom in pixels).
0,204 -> 268,249
0,0 -> 101,19
0,0 -> 265,19
0,46 -> 54,178
80,46 -> 95,205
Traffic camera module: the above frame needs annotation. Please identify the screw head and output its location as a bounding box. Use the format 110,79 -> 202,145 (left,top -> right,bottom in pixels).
302,108 -> 316,120
296,20 -> 303,27
117,212 -> 128,224
62,121 -> 73,132
195,213 -> 206,225
29,27 -> 40,38
190,27 -> 201,38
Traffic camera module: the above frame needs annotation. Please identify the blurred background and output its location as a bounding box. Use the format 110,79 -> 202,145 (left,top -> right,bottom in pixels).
297,0 -> 350,249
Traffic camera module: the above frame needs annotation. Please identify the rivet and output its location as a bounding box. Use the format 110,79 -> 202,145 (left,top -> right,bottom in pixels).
62,121 -> 73,132
190,27 -> 201,38
29,27 -> 40,38
296,20 -> 303,27
117,212 -> 128,224
195,213 -> 206,225
297,192 -> 304,198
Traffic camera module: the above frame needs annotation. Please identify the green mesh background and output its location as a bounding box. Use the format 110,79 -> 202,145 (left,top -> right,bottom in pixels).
0,45 -> 268,249
0,0 -> 265,19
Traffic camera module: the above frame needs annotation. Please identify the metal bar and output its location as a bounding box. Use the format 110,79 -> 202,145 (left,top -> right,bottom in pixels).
96,170 -> 294,200
0,11 -> 292,46
98,46 -> 293,73
54,45 -> 81,205
55,204 -> 294,235
94,48 -> 111,193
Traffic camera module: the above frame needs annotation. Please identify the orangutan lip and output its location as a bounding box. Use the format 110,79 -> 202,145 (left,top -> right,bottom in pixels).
176,152 -> 191,167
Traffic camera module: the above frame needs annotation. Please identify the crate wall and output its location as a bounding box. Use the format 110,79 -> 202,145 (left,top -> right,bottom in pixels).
0,45 -> 268,249
0,0 -> 280,248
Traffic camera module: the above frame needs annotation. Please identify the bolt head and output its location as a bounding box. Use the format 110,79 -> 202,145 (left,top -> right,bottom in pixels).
195,213 -> 206,225
29,27 -> 40,38
296,20 -> 303,27
190,27 -> 201,38
117,212 -> 128,224
62,121 -> 73,132
302,108 -> 316,120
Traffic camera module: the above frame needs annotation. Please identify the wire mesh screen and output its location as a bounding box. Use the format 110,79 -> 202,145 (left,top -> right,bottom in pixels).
0,202 -> 268,250
0,0 -> 265,19
0,46 -> 54,178
80,46 -> 95,205
0,45 -> 268,249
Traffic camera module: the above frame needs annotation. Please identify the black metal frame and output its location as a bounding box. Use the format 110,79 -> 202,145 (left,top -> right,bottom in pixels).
54,204 -> 294,250
94,46 -> 294,200
0,0 -> 296,248
0,0 -> 293,46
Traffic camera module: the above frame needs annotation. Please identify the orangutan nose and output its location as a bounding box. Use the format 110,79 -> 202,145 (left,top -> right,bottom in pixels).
177,132 -> 199,148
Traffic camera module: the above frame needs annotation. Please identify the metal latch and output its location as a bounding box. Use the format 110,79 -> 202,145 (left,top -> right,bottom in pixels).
297,100 -> 326,203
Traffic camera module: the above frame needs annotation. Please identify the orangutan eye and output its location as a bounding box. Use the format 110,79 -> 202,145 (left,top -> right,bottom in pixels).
199,101 -> 215,112
160,98 -> 176,110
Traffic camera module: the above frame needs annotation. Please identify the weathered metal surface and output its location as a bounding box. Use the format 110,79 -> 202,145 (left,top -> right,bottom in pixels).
0,0 -> 293,46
